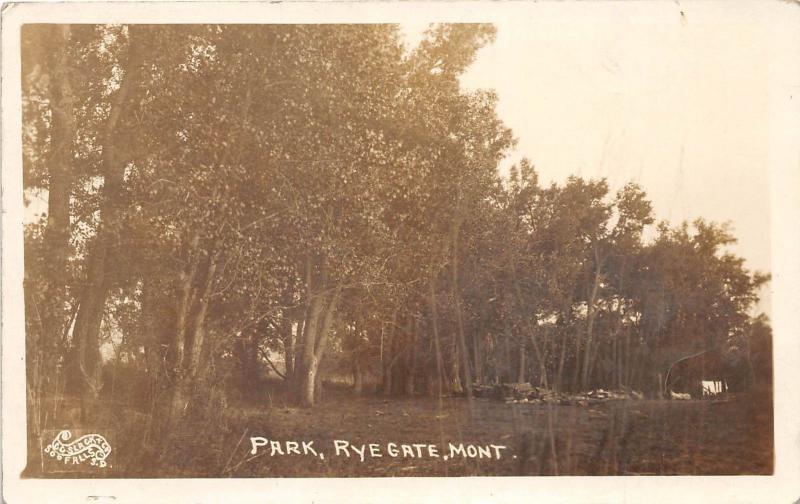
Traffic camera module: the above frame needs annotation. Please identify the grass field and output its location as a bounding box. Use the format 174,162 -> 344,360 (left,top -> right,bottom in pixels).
64,383 -> 771,478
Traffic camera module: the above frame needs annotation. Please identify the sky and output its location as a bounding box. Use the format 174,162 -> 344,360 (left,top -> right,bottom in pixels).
403,7 -> 772,313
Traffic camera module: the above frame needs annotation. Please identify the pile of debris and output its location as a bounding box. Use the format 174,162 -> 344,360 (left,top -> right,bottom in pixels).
471,383 -> 644,405
587,388 -> 644,401
669,390 -> 692,401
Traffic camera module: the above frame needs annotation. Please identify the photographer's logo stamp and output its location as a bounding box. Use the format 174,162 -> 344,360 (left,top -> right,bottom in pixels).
44,430 -> 112,468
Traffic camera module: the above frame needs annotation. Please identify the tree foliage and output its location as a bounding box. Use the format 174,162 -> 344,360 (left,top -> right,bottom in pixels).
22,23 -> 770,442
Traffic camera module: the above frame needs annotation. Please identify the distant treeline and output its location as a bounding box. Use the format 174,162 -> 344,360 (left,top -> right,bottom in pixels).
23,24 -> 770,445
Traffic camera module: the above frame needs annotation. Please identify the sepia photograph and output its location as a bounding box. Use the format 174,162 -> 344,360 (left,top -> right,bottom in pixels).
2,1 -> 800,502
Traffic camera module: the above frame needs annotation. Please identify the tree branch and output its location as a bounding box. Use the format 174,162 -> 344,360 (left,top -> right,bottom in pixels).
258,346 -> 286,380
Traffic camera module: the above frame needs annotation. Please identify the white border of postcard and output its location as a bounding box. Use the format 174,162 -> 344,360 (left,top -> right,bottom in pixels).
2,1 -> 799,503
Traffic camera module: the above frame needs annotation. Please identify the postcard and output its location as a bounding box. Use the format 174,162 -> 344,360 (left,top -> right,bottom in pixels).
2,1 -> 799,502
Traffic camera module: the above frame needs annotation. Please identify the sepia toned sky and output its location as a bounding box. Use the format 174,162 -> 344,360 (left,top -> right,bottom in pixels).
406,6 -> 773,312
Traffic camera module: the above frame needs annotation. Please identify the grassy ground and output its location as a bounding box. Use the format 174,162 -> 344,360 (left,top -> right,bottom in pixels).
30,384 -> 773,477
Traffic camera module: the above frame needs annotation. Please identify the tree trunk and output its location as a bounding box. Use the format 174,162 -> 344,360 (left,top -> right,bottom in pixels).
473,330 -> 483,385
352,357 -> 363,395
539,324 -> 550,388
556,329 -> 568,392
292,252 -> 341,407
73,261 -> 107,417
27,25 -> 77,454
40,25 -> 76,378
404,316 -> 418,396
185,251 -> 218,374
351,316 -> 363,395
502,312 -> 513,383
428,277 -> 444,398
451,222 -> 473,400
282,318 -> 295,381
581,246 -> 603,389
624,327 -> 632,388
69,26 -> 149,411
380,310 -> 398,396
450,337 -> 463,394
235,329 -> 260,394
299,355 -> 318,408
164,244 -> 220,427
314,361 -> 324,403
510,262 -> 547,387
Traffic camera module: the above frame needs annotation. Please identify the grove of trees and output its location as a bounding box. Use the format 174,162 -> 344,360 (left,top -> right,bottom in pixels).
22,24 -> 770,451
